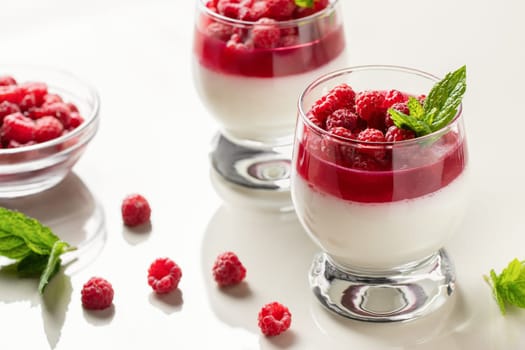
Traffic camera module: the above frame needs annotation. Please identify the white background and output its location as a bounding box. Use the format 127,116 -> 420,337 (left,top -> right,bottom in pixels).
1,0 -> 525,349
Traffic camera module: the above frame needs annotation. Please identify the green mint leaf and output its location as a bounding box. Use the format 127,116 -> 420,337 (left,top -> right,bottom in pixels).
407,96 -> 424,120
485,258 -> 525,315
0,207 -> 59,256
38,240 -> 70,294
424,65 -> 467,132
388,108 -> 432,136
17,252 -> 49,277
295,0 -> 315,8
0,232 -> 31,259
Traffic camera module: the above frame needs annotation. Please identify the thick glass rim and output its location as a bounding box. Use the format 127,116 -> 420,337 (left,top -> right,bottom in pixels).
196,0 -> 340,27
297,64 -> 464,146
0,64 -> 100,156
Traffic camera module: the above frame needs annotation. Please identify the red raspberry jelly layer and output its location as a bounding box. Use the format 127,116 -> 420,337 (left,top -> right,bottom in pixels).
294,132 -> 468,203
193,24 -> 345,78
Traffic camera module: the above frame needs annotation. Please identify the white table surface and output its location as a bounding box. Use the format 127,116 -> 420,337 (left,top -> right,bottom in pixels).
1,0 -> 525,349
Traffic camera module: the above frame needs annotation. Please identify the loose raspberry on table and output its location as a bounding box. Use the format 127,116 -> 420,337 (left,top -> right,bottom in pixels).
258,302 -> 292,336
121,193 -> 151,227
1,112 -> 35,144
252,18 -> 280,49
385,125 -> 415,142
148,257 -> 182,294
212,251 -> 246,287
355,90 -> 385,122
326,109 -> 359,131
81,277 -> 114,310
34,116 -> 64,143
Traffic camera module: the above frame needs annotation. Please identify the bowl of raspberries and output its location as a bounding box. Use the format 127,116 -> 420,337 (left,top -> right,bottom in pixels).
0,65 -> 100,197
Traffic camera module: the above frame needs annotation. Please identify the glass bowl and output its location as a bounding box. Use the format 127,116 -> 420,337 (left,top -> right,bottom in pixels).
0,65 -> 100,198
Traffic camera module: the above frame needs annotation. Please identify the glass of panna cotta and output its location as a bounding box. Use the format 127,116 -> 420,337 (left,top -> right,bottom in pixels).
192,0 -> 347,206
291,65 -> 469,322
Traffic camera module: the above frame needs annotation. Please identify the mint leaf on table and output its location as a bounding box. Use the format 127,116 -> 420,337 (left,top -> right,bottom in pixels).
0,207 -> 74,293
484,258 -> 525,315
388,65 -> 467,137
295,0 -> 315,8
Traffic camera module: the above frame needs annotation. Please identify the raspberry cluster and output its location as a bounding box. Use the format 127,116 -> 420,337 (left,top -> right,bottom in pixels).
204,0 -> 330,49
306,83 -> 424,170
0,75 -> 84,148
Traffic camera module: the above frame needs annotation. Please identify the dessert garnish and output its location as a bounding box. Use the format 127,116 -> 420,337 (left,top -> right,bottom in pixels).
388,65 -> 467,137
81,276 -> 114,310
212,251 -> 247,287
484,258 -> 525,315
0,207 -> 75,293
258,301 -> 292,336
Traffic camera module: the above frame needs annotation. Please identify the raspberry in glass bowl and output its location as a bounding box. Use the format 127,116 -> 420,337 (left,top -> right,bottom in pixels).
291,65 -> 469,322
0,65 -> 100,197
192,0 -> 347,208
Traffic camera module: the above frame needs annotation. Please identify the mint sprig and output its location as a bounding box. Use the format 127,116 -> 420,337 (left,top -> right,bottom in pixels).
295,0 -> 315,8
0,207 -> 75,293
388,65 -> 467,137
484,258 -> 525,315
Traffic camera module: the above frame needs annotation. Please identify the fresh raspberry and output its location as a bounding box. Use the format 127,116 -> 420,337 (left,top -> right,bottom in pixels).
19,82 -> 47,106
326,109 -> 359,131
206,22 -> 234,41
267,0 -> 296,20
19,92 -> 39,112
0,76 -> 17,86
1,112 -> 35,143
43,93 -> 63,105
257,302 -> 292,336
239,0 -> 270,21
35,102 -> 72,127
212,251 -> 246,286
384,102 -> 409,128
226,33 -> 253,50
147,257 -> 182,294
0,85 -> 23,104
355,90 -> 385,122
0,101 -> 20,121
310,93 -> 340,123
66,102 -> 79,113
357,128 -> 385,143
357,128 -> 386,159
329,126 -> 354,139
418,94 -> 426,104
383,89 -> 408,109
385,125 -> 415,142
68,112 -> 84,129
329,83 -> 356,110
307,112 -> 323,128
81,277 -> 114,310
252,18 -> 280,49
217,0 -> 243,18
34,116 -> 64,143
121,193 -> 151,227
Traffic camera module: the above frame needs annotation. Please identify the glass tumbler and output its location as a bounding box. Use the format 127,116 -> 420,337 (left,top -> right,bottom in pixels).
291,66 -> 469,322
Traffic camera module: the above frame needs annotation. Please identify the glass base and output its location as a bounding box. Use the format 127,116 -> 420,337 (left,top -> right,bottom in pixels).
210,133 -> 291,192
309,249 -> 455,322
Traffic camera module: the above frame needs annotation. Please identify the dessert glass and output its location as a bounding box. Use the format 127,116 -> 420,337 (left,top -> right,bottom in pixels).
291,66 -> 469,322
192,0 -> 347,202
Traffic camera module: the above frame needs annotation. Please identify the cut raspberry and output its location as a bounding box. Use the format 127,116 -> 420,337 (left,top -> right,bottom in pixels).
385,102 -> 409,128
385,125 -> 415,142
148,257 -> 182,294
212,251 -> 246,286
326,109 -> 359,131
252,18 -> 280,49
121,193 -> 151,227
0,76 -> 17,86
257,302 -> 292,336
383,89 -> 408,109
34,116 -> 64,143
355,90 -> 385,122
1,112 -> 35,144
81,277 -> 114,310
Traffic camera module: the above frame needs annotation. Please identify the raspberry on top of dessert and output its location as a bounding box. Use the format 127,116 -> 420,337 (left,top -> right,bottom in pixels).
194,0 -> 345,77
